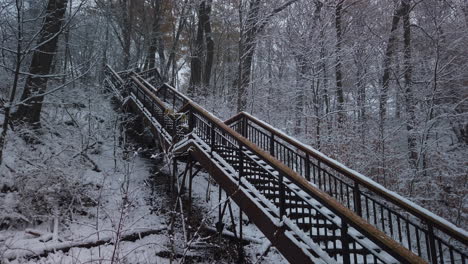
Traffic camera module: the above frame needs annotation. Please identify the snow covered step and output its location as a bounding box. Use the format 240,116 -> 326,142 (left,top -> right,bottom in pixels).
271,198 -> 314,208
263,192 -> 307,202
296,222 -> 340,232
245,177 -> 280,186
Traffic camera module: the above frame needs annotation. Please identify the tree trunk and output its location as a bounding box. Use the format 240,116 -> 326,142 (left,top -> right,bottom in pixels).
202,0 -> 214,91
15,0 -> 68,127
402,0 -> 418,168
237,0 -> 260,112
379,2 -> 405,126
146,1 -> 162,70
121,0 -> 134,69
378,2 -> 405,182
164,2 -> 187,81
236,0 -> 299,112
294,56 -> 308,135
189,1 -> 206,95
334,0 -> 345,125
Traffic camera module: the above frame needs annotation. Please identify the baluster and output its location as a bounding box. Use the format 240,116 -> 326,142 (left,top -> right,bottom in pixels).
353,182 -> 362,217
278,173 -> 286,218
270,133 -> 275,156
238,143 -> 244,184
341,222 -> 351,264
318,161 -> 322,189
210,121 -> 216,153
188,106 -> 194,132
428,224 -> 438,264
305,153 -> 311,181
242,117 -> 248,137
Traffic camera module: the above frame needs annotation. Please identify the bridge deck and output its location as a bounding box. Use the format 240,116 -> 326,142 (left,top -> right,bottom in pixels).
104,65 -> 467,264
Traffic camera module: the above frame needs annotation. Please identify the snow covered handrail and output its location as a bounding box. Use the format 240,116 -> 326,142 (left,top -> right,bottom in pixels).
104,65 -> 125,86
178,102 -> 425,264
105,65 -> 462,263
138,67 -> 164,88
225,111 -> 468,263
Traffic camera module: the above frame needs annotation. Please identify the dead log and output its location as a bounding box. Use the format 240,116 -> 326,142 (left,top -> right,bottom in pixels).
5,226 -> 167,261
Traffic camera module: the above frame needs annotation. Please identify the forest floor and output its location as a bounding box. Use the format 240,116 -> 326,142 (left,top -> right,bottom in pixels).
0,84 -> 286,263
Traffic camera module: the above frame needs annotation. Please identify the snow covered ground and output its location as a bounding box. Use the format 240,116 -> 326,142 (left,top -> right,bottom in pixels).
0,85 -> 287,263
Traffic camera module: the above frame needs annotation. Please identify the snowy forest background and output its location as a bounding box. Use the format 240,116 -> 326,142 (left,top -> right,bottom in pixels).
0,0 -> 467,262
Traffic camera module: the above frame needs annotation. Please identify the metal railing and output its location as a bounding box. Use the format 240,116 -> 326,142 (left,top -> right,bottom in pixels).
179,102 -> 424,263
104,65 -> 424,263
225,112 -> 468,264
104,64 -> 467,263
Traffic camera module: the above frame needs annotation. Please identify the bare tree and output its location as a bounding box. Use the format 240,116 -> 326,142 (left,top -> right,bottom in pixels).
236,0 -> 299,112
15,0 -> 68,127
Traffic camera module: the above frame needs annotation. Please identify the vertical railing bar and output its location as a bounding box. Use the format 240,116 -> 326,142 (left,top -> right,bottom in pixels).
406,221 -> 412,253
428,224 -> 438,264
388,210 -> 394,238
416,226 -> 421,256
279,173 -> 286,218
438,238 -> 444,264
381,205 -> 386,233
354,182 -> 362,217
342,222 -> 351,264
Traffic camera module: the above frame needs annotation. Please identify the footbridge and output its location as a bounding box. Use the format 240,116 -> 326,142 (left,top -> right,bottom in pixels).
104,65 -> 467,264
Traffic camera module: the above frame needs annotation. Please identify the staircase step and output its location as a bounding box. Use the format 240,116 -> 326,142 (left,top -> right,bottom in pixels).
245,178 -> 279,186
296,221 -> 340,231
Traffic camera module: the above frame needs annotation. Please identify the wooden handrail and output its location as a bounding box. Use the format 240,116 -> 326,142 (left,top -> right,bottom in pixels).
129,75 -> 172,114
159,83 -> 192,105
180,102 -> 425,264
105,64 -> 125,84
226,111 -> 468,246
107,64 -> 466,262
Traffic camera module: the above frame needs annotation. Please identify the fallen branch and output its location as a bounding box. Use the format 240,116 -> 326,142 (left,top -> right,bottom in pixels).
4,226 -> 167,261
25,229 -> 45,237
81,153 -> 101,172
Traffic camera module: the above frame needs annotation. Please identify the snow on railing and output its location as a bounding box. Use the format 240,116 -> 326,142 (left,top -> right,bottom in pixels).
225,111 -> 468,263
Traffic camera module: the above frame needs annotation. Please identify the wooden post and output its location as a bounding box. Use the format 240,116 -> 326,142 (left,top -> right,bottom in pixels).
353,182 -> 362,217
279,174 -> 286,218
269,133 -> 275,156
428,224 -> 438,264
305,153 -> 311,181
341,222 -> 351,264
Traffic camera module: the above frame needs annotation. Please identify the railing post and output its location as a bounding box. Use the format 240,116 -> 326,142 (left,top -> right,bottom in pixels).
305,153 -> 311,181
317,161 -> 322,189
188,106 -> 194,132
278,174 -> 286,218
238,143 -> 244,184
428,224 -> 438,264
353,182 -> 362,217
269,133 -> 275,156
341,222 -> 351,264
242,116 -> 248,137
210,122 -> 216,154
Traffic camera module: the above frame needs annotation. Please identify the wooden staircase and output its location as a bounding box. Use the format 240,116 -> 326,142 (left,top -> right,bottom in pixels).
104,65 -> 467,264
